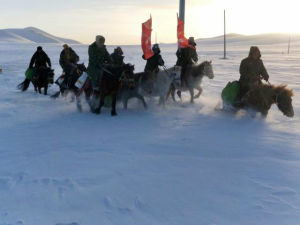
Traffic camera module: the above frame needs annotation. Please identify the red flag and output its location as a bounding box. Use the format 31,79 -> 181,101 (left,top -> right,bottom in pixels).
177,16 -> 189,48
141,17 -> 154,60
177,15 -> 195,49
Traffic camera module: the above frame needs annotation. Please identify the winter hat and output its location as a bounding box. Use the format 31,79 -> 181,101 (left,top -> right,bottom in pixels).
188,37 -> 196,46
96,35 -> 105,44
37,46 -> 43,51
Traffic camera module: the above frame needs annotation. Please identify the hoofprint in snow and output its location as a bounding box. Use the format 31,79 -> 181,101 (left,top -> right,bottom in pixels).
0,39 -> 299,225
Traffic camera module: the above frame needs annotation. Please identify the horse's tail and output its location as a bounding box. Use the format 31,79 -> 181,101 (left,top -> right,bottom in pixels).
17,78 -> 31,91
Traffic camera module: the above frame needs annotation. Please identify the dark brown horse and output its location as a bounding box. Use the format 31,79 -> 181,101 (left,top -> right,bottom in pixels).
18,67 -> 54,95
90,64 -> 135,116
240,84 -> 294,117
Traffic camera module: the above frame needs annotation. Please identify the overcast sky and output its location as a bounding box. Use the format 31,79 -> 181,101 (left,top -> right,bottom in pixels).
0,0 -> 299,44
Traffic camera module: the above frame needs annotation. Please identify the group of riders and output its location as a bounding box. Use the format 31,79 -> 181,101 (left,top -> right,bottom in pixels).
28,34 -> 269,103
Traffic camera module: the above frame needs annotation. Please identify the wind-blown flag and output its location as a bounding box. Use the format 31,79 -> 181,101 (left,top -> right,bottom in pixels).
141,17 -> 154,60
177,15 -> 189,48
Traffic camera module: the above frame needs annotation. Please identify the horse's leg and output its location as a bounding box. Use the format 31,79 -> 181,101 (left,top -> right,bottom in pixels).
75,90 -> 82,112
38,87 -> 42,94
137,94 -> 147,109
44,85 -> 48,95
111,93 -> 117,116
176,90 -> 182,101
189,88 -> 194,104
194,86 -> 203,99
94,93 -> 104,114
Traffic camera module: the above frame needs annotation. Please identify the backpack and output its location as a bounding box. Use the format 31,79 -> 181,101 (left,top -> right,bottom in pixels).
221,81 -> 240,104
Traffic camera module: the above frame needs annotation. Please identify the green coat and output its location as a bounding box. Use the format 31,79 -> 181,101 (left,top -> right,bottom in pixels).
239,57 -> 269,86
175,47 -> 198,67
87,42 -> 112,79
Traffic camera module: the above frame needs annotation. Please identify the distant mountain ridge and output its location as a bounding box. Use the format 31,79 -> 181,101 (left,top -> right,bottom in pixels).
196,33 -> 300,45
0,27 -> 80,44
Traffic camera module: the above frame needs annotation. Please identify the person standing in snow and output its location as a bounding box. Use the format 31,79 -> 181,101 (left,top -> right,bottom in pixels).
238,46 -> 269,99
29,46 -> 52,79
111,47 -> 125,66
142,44 -> 165,73
87,35 -> 112,91
176,37 -> 198,87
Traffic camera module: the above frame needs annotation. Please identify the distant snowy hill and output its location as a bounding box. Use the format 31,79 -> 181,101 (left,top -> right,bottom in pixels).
0,27 -> 80,44
196,33 -> 300,45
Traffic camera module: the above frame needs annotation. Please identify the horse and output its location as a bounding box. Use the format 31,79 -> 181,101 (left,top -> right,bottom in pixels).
167,61 -> 214,103
136,66 -> 181,106
18,67 -> 54,95
90,64 -> 135,116
232,84 -> 294,117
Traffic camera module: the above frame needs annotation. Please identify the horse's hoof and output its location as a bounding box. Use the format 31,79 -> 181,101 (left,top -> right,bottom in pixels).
111,111 -> 117,116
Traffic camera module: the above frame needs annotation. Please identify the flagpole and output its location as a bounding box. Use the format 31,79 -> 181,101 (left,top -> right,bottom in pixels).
179,0 -> 185,23
287,35 -> 291,54
223,10 -> 227,59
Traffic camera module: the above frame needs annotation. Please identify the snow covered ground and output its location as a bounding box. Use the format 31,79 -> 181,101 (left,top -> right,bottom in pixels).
0,39 -> 299,225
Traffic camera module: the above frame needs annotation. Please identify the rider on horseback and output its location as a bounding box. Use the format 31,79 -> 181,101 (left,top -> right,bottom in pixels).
59,44 -> 80,88
111,47 -> 125,66
29,46 -> 52,79
142,44 -> 165,73
238,46 -> 269,100
87,35 -> 112,91
176,37 -> 198,87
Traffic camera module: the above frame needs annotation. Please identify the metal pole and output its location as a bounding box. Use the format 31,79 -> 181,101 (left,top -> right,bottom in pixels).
287,35 -> 291,54
179,0 -> 185,22
224,10 -> 227,59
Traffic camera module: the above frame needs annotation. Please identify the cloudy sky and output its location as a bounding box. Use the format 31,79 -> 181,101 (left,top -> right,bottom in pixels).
0,0 -> 299,44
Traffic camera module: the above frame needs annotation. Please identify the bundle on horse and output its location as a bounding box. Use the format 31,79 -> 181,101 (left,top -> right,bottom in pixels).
17,67 -> 54,95
90,63 -> 135,116
117,70 -> 147,110
239,83 -> 294,117
136,66 -> 181,105
167,61 -> 214,103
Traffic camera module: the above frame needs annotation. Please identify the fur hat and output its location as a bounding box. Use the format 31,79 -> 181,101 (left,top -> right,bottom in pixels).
188,37 -> 196,46
37,46 -> 43,51
248,46 -> 261,58
63,44 -> 69,49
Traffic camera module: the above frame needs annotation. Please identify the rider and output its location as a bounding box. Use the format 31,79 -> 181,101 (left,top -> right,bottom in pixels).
238,46 -> 269,99
87,35 -> 112,91
59,44 -> 80,88
29,46 -> 52,79
59,44 -> 79,75
111,47 -> 125,66
176,37 -> 198,87
142,44 -> 165,73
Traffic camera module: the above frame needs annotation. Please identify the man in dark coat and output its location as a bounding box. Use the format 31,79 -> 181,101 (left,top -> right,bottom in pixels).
143,44 -> 165,73
29,46 -> 52,79
239,46 -> 269,99
59,44 -> 79,75
111,47 -> 125,66
176,37 -> 198,87
87,35 -> 112,90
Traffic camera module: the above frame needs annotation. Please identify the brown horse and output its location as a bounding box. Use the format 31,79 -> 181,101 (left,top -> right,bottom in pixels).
240,84 -> 294,117
167,61 -> 214,103
90,64 -> 135,116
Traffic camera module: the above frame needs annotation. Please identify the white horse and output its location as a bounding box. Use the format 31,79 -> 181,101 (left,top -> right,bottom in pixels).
136,66 -> 182,105
167,61 -> 214,103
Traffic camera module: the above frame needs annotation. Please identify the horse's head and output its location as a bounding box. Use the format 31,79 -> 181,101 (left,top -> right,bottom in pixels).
77,63 -> 87,73
165,66 -> 181,79
275,85 -> 294,117
201,61 -> 214,79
